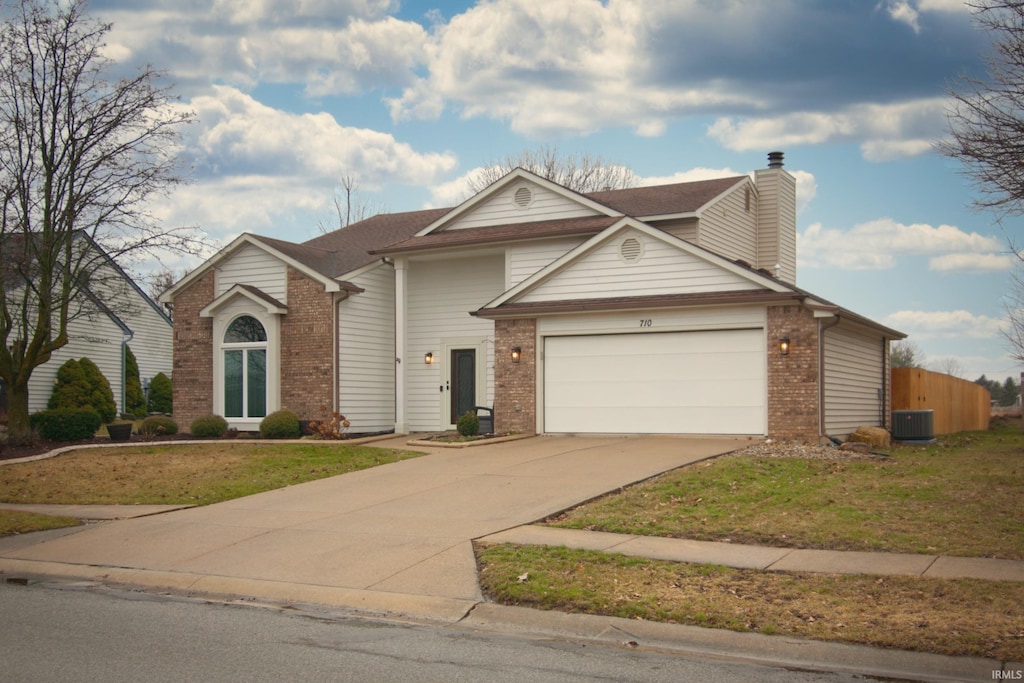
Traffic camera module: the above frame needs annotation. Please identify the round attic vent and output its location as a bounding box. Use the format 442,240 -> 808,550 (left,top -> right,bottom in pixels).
619,236 -> 644,263
513,185 -> 533,208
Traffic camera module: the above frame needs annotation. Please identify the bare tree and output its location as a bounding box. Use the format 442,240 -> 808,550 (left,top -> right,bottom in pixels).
0,0 -> 202,436
464,144 -> 639,195
891,340 -> 926,368
940,1 -> 1024,362
317,174 -> 386,233
933,357 -> 967,378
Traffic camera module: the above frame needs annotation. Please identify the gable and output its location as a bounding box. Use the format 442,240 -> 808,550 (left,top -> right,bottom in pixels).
516,226 -> 765,305
216,243 -> 287,302
443,178 -> 605,231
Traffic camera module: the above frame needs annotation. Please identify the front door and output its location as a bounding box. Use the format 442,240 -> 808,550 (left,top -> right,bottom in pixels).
450,348 -> 476,424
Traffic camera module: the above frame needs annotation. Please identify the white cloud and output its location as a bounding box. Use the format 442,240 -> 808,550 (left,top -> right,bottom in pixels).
798,218 -> 1002,270
883,309 -> 1005,339
929,252 -> 1015,272
709,98 -> 949,162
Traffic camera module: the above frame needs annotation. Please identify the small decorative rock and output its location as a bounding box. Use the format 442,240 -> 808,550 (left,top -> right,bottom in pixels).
847,426 -> 891,449
840,441 -> 871,453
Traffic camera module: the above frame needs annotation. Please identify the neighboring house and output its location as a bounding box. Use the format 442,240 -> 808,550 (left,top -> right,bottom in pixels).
2,234 -> 173,417
162,152 -> 904,441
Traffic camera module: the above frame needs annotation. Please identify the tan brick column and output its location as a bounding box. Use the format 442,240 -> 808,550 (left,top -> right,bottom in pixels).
172,271 -> 214,430
493,318 -> 537,435
767,304 -> 820,442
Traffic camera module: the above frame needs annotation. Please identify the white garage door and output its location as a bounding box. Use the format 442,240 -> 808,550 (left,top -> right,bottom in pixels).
544,330 -> 765,434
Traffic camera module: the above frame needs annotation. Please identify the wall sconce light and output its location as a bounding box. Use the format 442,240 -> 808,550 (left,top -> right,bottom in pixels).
424,352 -> 434,365
510,346 -> 522,364
779,338 -> 790,356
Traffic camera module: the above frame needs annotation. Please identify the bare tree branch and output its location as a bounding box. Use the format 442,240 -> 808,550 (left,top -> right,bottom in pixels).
464,144 -> 638,196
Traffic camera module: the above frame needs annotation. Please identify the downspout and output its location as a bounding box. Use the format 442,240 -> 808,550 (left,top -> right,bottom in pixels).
818,315 -> 841,438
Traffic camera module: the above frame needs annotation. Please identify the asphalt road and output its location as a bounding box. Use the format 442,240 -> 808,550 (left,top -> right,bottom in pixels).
0,582 -> 875,683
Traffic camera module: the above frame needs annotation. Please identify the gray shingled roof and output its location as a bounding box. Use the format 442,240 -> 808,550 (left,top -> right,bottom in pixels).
585,176 -> 746,216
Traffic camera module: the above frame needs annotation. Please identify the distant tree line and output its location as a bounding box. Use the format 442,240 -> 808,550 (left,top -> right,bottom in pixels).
976,374 -> 1021,406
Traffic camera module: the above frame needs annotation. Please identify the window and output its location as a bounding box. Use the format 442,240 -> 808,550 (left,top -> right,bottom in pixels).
222,315 -> 267,419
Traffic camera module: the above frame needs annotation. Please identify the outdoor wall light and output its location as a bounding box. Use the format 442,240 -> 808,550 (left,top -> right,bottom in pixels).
779,338 -> 790,355
424,352 -> 434,365
511,346 -> 522,364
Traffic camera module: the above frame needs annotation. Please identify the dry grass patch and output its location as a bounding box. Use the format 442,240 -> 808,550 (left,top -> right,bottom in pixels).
476,543 -> 1024,660
0,442 -> 422,506
0,510 -> 80,536
547,423 -> 1024,559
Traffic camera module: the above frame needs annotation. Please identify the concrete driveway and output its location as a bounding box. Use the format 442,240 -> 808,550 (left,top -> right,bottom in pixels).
0,435 -> 746,619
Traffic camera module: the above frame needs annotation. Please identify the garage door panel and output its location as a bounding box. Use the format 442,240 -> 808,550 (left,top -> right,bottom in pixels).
544,330 -> 765,434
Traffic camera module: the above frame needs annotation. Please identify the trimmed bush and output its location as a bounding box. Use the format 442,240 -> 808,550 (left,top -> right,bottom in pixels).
124,346 -> 146,418
259,409 -> 301,439
190,414 -> 228,438
457,410 -> 480,437
30,408 -> 102,442
139,415 -> 178,437
48,358 -> 116,423
147,372 -> 173,414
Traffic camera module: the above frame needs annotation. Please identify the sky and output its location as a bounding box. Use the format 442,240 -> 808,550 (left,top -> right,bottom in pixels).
79,0 -> 1020,383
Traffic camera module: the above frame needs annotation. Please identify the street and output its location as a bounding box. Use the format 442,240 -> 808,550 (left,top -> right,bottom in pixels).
0,581 -> 874,683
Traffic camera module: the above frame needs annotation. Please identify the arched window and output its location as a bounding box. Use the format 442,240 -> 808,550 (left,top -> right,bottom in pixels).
223,315 -> 267,419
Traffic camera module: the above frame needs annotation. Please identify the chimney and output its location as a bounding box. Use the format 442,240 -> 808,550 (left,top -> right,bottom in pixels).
754,151 -> 797,285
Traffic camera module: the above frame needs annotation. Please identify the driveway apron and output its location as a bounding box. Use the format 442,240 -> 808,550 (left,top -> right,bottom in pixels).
0,435 -> 745,606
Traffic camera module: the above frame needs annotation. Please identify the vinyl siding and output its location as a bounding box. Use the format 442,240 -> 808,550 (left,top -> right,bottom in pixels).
824,322 -> 885,437
754,169 -> 797,284
338,264 -> 396,433
446,180 -> 600,230
697,184 -> 757,264
518,229 -> 760,304
507,236 -> 588,287
652,217 -> 698,243
406,254 -> 504,431
537,306 -> 766,337
28,310 -> 125,415
216,244 -> 287,303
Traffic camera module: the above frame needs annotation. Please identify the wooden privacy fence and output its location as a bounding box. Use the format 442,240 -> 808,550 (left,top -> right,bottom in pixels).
891,367 -> 991,435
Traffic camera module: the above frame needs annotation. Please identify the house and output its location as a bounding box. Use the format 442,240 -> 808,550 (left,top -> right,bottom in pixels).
162,152 -> 904,441
1,233 -> 173,417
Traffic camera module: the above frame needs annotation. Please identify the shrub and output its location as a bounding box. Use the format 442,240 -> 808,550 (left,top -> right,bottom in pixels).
457,410 -> 480,437
124,346 -> 146,417
48,358 -> 116,423
307,406 -> 351,440
30,408 -> 102,442
190,414 -> 228,438
147,372 -> 173,414
259,409 -> 300,439
139,415 -> 178,437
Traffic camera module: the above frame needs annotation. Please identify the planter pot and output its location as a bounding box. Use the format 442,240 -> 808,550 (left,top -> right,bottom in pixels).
107,423 -> 133,441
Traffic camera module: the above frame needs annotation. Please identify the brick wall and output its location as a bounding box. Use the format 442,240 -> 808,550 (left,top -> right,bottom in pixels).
767,304 -> 820,442
493,318 -> 537,434
279,268 -> 335,420
172,270 -> 214,430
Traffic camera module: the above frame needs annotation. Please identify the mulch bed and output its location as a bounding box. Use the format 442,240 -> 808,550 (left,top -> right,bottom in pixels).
0,432 -> 198,462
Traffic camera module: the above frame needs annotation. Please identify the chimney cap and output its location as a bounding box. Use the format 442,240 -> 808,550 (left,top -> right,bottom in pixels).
767,151 -> 784,169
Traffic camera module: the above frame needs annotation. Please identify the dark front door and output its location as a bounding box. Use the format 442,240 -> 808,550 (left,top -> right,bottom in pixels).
450,349 -> 476,424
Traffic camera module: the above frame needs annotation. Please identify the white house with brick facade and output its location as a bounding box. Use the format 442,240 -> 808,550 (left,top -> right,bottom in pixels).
161,152 -> 904,441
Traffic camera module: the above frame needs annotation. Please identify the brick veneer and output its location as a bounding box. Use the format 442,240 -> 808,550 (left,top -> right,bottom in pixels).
279,267 -> 334,420
171,270 -> 214,430
767,304 -> 820,442
493,318 -> 537,434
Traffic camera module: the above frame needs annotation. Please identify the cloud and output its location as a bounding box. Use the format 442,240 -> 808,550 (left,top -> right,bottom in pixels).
155,86 -> 457,238
929,252 -> 1016,272
97,0 -> 425,95
708,98 -> 949,161
883,309 -> 1005,339
798,218 -> 1003,270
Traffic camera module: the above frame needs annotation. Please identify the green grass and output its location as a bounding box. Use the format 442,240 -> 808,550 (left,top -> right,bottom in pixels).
475,543 -> 1024,660
0,510 -> 80,536
546,424 -> 1024,559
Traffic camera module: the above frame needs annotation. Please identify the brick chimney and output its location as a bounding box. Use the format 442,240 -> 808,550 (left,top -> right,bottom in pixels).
754,151 -> 797,285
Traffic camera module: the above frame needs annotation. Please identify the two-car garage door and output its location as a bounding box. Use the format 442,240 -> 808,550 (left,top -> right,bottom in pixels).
544,329 -> 765,435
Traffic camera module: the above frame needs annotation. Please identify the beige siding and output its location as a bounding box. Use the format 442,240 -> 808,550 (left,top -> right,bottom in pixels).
28,311 -> 125,415
824,322 -> 885,437
507,236 -> 588,287
518,229 -> 760,304
216,244 -> 287,302
338,265 -> 396,433
406,255 -> 504,431
697,184 -> 757,264
652,217 -> 698,243
446,180 -> 600,230
537,306 -> 766,337
754,168 -> 797,284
